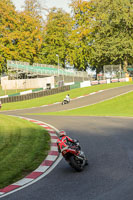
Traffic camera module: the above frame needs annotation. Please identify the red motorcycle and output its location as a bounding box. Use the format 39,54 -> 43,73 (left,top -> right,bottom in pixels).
61,140 -> 88,171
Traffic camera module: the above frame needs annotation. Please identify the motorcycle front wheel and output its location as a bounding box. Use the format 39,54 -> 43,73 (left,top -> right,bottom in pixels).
69,156 -> 84,172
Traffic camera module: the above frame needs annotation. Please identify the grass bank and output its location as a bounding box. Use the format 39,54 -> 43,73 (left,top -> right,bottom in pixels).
1,82 -> 133,111
0,115 -> 50,188
36,91 -> 133,117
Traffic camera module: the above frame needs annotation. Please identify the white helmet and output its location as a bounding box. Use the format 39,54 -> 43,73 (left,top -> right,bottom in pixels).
58,130 -> 66,137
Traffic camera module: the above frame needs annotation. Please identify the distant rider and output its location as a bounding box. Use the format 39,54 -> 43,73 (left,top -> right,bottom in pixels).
64,94 -> 70,103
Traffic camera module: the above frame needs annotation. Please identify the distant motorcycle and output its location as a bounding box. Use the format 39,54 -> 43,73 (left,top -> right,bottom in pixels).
61,140 -> 88,171
62,99 -> 70,105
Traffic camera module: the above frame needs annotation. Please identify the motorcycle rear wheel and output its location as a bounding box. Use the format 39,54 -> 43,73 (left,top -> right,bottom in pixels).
69,156 -> 84,172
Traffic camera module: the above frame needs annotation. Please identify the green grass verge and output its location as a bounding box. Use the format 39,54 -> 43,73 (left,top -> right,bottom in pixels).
35,91 -> 133,117
1,82 -> 133,111
0,115 -> 50,188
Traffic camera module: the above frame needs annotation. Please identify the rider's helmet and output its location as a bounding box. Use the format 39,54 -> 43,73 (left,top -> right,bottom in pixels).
58,130 -> 66,137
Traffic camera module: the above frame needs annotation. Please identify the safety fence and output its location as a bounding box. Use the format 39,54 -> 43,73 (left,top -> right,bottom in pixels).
0,86 -> 70,104
7,60 -> 88,78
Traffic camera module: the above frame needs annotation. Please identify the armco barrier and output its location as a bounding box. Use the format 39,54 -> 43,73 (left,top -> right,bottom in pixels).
1,86 -> 70,104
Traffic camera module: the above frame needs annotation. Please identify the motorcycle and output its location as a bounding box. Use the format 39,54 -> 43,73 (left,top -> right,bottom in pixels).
62,99 -> 70,105
61,140 -> 88,171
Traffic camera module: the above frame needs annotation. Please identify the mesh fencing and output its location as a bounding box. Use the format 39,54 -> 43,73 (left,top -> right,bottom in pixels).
7,60 -> 88,78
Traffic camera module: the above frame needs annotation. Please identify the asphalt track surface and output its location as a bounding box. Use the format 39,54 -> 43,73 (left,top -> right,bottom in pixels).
1,84 -> 133,200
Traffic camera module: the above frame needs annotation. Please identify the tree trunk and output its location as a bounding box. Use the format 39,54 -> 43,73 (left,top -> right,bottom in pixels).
123,57 -> 128,72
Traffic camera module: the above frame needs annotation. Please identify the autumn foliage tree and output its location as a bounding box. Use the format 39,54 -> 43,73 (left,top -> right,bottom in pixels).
15,11 -> 43,64
17,0 -> 43,64
23,0 -> 44,19
0,0 -> 43,74
0,0 -> 18,73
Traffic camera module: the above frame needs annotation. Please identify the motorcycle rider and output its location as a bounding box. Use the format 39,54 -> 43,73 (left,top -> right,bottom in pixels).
64,94 -> 70,103
57,130 -> 77,153
57,130 -> 88,165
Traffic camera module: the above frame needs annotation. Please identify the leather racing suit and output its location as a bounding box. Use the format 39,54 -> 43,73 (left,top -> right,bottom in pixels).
57,135 -> 76,153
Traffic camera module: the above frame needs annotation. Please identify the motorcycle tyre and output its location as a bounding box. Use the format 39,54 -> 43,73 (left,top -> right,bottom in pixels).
62,100 -> 69,105
69,156 -> 84,172
62,101 -> 65,105
85,159 -> 89,166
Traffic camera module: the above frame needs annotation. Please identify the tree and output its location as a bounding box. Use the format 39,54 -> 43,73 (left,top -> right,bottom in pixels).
68,0 -> 93,71
40,8 -> 72,68
23,0 -> 42,18
89,0 -> 133,72
0,0 -> 43,75
0,0 -> 18,73
16,11 -> 43,64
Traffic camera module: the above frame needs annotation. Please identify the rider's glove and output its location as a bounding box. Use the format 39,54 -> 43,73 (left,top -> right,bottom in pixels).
73,139 -> 79,145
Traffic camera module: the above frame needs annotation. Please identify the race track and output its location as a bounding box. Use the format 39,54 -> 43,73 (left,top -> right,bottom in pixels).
1,85 -> 133,200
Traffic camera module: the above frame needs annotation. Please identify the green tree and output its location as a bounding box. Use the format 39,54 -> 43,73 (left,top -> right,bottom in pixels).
40,8 -> 72,68
68,0 -> 93,71
89,0 -> 133,72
